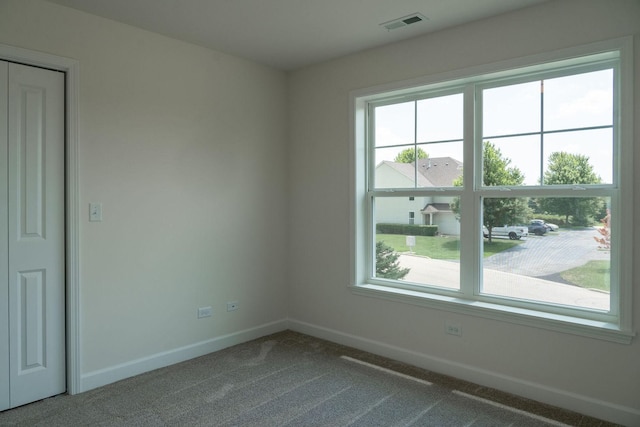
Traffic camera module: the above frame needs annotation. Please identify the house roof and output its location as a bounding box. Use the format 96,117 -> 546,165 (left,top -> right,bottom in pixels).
415,157 -> 463,187
422,203 -> 453,214
378,161 -> 434,187
377,156 -> 462,187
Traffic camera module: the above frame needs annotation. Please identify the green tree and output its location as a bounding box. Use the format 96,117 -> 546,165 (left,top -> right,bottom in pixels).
483,141 -> 525,187
394,147 -> 428,163
376,241 -> 410,280
450,142 -> 530,242
482,142 -> 530,240
538,152 -> 602,226
450,174 -> 463,221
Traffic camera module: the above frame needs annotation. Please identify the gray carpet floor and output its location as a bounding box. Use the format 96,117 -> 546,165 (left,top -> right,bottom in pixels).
0,331 -> 617,426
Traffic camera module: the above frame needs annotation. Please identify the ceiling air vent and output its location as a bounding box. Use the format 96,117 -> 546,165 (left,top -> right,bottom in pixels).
380,13 -> 428,31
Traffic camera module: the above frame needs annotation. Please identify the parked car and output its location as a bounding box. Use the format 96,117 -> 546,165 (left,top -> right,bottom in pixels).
483,224 -> 528,240
527,222 -> 548,236
530,219 -> 558,232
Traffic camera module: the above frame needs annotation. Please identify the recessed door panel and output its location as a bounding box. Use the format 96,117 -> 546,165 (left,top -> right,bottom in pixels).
18,269 -> 46,372
19,87 -> 46,240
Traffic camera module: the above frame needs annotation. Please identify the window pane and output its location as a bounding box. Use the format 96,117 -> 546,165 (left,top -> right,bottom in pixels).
483,81 -> 540,137
374,102 -> 415,147
543,128 -> 612,185
375,143 -> 464,189
544,69 -> 613,131
416,142 -> 464,188
375,147 -> 418,188
484,136 -> 540,186
417,93 -> 463,142
481,197 -> 610,311
375,197 -> 460,290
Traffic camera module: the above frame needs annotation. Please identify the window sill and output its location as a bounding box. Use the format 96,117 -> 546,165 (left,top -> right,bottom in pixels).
349,283 -> 635,344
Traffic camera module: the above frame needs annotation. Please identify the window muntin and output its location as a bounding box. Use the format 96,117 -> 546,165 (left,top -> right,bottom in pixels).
357,46 -> 629,333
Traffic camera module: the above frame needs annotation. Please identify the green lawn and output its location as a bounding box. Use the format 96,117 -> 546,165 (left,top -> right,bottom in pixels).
376,234 -> 522,259
560,260 -> 610,292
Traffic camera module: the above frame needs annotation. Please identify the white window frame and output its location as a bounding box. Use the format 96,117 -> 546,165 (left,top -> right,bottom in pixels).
349,38 -> 634,344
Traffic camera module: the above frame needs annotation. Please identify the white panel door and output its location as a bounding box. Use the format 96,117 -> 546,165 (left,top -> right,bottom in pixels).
0,61 -> 66,411
0,61 -> 10,412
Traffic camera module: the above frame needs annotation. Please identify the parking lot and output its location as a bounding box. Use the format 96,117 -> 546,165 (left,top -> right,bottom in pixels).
482,228 -> 609,278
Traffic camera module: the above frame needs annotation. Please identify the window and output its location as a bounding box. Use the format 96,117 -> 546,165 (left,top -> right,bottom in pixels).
351,39 -> 633,342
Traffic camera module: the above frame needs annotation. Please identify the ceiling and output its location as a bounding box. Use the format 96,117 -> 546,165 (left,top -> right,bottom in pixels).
46,0 -> 547,70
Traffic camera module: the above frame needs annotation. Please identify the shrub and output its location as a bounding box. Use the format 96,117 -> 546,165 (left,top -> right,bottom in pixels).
376,223 -> 438,236
375,241 -> 410,280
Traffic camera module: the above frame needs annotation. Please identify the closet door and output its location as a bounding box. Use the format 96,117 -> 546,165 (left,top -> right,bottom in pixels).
0,60 -> 10,413
1,61 -> 65,411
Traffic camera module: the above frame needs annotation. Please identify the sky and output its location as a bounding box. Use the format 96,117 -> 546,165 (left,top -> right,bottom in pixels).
374,69 -> 613,186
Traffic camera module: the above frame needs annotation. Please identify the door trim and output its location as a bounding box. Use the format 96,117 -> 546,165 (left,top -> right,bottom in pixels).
0,44 -> 80,395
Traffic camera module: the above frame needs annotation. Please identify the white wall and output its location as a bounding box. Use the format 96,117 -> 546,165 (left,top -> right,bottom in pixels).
1,0 -> 638,424
0,0 -> 288,385
288,0 -> 640,424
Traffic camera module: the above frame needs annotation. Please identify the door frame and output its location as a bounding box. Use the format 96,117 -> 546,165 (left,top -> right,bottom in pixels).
0,44 -> 80,395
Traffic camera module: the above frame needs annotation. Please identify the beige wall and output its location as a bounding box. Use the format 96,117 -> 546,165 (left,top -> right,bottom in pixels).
0,0 -> 288,375
287,0 -> 640,424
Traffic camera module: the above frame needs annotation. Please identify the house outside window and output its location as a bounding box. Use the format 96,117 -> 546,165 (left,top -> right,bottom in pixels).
351,38 -> 633,342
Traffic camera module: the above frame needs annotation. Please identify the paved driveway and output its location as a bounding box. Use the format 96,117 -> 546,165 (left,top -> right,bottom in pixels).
483,228 -> 609,277
397,229 -> 610,310
398,255 -> 609,310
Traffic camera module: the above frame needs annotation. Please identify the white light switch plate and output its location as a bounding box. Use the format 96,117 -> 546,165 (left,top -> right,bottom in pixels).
89,203 -> 102,222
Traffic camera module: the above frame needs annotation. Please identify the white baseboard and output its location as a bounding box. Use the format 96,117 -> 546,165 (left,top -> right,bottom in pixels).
80,319 -> 288,393
288,319 -> 640,427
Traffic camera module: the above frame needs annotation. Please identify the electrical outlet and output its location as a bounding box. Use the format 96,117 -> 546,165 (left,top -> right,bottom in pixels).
445,320 -> 462,336
197,306 -> 213,318
226,301 -> 239,312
